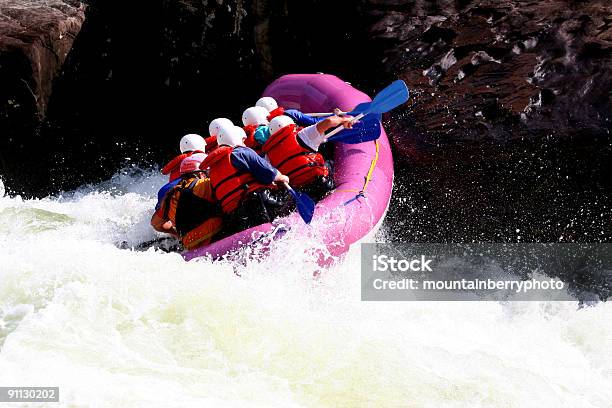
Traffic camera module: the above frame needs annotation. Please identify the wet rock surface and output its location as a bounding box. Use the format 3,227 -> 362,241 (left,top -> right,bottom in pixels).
0,0 -> 85,117
0,0 -> 85,194
366,0 -> 611,145
363,0 -> 612,244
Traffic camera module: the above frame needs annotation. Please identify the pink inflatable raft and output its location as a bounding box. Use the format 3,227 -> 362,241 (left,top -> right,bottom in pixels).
183,74 -> 394,262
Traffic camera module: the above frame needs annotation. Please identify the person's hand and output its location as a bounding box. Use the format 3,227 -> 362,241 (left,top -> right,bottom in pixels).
161,220 -> 178,236
328,115 -> 355,129
274,173 -> 290,185
341,117 -> 355,129
316,115 -> 357,134
333,107 -> 344,116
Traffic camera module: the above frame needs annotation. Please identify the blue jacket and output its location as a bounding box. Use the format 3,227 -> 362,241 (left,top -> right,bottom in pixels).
155,178 -> 180,210
284,109 -> 323,127
230,146 -> 278,184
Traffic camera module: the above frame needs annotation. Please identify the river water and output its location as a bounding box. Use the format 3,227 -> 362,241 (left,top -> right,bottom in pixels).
0,169 -> 611,407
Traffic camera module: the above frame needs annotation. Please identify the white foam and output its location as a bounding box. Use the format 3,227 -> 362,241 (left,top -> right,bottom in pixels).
0,169 -> 610,407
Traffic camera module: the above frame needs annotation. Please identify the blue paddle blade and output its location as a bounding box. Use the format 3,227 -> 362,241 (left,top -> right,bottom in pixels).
365,80 -> 409,115
326,113 -> 382,144
288,187 -> 315,224
326,80 -> 408,144
347,101 -> 372,116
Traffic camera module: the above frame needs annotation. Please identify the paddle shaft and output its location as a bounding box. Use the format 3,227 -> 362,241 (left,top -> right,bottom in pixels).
324,113 -> 365,140
305,111 -> 348,117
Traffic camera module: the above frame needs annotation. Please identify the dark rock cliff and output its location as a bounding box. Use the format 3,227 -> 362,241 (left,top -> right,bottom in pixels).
365,0 -> 611,146
1,0 -> 376,196
362,0 -> 611,243
0,0 -> 85,190
0,0 -> 85,118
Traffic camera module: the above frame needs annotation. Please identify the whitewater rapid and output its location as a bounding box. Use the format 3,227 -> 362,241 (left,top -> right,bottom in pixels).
0,169 -> 611,408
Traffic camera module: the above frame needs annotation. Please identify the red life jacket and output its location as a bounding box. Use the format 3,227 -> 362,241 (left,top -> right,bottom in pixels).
162,153 -> 189,182
261,124 -> 329,188
161,150 -> 206,182
200,146 -> 271,214
204,135 -> 218,153
267,107 -> 285,121
242,124 -> 261,150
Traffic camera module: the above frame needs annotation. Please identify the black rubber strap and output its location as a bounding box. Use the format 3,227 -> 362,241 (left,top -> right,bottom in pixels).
276,151 -> 312,169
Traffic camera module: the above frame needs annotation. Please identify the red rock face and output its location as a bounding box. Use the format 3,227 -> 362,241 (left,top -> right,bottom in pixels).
365,0 -> 611,158
0,0 -> 86,117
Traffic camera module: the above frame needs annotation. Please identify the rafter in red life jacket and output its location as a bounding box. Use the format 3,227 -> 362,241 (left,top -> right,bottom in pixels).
242,124 -> 260,149
267,106 -> 285,121
161,150 -> 204,182
261,124 -> 328,188
200,146 -> 272,214
204,135 -> 218,153
243,124 -> 266,154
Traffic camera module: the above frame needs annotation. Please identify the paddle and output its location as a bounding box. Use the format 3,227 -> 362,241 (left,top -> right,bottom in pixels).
305,112 -> 346,117
347,102 -> 374,115
284,182 -> 315,224
306,102 -> 371,117
325,112 -> 382,144
325,80 -> 410,141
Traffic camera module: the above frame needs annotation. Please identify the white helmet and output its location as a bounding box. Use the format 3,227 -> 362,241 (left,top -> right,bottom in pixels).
208,118 -> 233,137
180,134 -> 206,153
269,115 -> 295,135
242,106 -> 270,126
218,126 -> 247,147
256,96 -> 278,112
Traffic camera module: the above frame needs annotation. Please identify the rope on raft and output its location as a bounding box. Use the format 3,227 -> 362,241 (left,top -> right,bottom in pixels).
338,139 -> 380,206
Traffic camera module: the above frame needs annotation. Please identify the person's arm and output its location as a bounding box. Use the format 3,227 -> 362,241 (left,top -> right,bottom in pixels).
151,207 -> 177,236
231,146 -> 288,185
155,179 -> 181,210
297,115 -> 355,152
284,109 -> 319,126
285,108 -> 346,126
315,115 -> 355,134
273,172 -> 289,185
